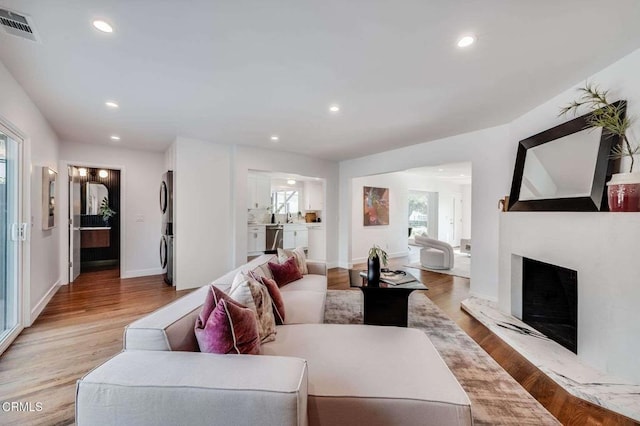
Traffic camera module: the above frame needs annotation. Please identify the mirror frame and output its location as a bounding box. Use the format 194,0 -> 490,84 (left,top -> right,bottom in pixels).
507,102 -> 624,212
42,167 -> 57,230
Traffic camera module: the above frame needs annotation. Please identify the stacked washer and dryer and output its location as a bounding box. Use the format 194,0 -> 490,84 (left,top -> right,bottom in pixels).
159,171 -> 173,285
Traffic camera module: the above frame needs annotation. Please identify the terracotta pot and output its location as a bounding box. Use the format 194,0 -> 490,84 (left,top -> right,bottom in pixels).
607,172 -> 640,212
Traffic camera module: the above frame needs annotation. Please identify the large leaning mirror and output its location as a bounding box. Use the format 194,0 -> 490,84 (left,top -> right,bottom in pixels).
508,102 -> 624,211
86,182 -> 109,215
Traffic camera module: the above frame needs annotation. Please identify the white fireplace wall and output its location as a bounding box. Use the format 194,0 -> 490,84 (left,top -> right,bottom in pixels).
498,212 -> 640,384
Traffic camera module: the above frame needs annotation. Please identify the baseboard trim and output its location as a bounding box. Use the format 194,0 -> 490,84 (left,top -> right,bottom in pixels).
351,250 -> 408,266
30,280 -> 61,325
121,268 -> 164,279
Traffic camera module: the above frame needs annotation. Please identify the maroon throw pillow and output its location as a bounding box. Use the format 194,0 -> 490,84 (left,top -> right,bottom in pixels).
195,285 -> 260,354
260,276 -> 286,325
268,256 -> 303,287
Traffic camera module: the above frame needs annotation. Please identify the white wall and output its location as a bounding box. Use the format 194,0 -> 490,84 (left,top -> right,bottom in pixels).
0,60 -> 60,324
509,48 -> 640,171
59,141 -> 165,280
173,137 -> 233,290
461,184 -> 472,239
233,145 -> 339,268
339,125 -> 513,300
351,173 -> 408,263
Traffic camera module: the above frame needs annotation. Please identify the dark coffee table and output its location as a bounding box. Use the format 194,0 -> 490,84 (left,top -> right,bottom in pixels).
350,269 -> 428,327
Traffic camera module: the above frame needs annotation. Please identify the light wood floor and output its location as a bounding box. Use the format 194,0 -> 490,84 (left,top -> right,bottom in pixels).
0,263 -> 636,425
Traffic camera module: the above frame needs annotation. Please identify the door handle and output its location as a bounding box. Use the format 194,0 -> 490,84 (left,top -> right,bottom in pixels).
19,223 -> 28,241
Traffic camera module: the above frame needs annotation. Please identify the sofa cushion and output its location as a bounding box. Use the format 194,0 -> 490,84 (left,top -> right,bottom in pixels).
76,351 -> 308,426
262,324 -> 472,426
269,257 -> 303,287
280,291 -> 326,324
196,297 -> 260,355
279,274 -> 327,293
229,273 -> 276,343
278,247 -> 308,275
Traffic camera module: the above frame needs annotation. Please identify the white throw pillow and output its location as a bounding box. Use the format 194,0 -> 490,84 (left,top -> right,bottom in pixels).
228,272 -> 276,343
277,247 -> 308,275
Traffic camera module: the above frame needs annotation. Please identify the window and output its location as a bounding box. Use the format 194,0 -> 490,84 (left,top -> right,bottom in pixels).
408,190 -> 430,237
272,190 -> 299,214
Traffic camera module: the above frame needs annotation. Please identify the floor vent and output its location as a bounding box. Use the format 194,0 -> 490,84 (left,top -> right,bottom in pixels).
0,8 -> 40,43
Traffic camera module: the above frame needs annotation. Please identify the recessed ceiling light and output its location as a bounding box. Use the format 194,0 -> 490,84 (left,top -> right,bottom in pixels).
98,170 -> 109,178
270,135 -> 279,142
92,20 -> 113,33
460,174 -> 466,177
78,168 -> 87,177
438,169 -> 444,172
457,35 -> 475,48
287,179 -> 296,185
105,101 -> 119,109
110,135 -> 121,141
329,105 -> 340,113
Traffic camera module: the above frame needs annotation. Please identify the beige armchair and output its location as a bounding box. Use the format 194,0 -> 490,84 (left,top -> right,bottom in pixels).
414,234 -> 454,270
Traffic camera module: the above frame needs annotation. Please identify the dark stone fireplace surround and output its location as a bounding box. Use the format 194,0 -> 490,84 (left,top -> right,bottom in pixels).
522,257 -> 578,353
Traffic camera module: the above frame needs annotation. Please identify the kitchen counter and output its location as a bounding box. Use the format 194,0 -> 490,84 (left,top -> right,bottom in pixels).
80,227 -> 112,230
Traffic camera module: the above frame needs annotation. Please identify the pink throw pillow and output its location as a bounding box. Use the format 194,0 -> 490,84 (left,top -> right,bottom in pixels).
195,285 -> 260,354
268,256 -> 303,287
256,275 -> 286,325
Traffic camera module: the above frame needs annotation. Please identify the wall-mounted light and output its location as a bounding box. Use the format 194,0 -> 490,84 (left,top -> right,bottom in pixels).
99,170 -> 109,178
78,168 -> 87,177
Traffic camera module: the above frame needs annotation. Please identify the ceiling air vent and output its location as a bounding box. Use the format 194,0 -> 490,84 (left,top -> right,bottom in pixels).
0,8 -> 40,43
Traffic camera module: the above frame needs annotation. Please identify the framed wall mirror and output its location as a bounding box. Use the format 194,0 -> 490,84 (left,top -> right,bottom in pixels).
85,182 -> 109,215
42,167 -> 57,229
508,103 -> 623,211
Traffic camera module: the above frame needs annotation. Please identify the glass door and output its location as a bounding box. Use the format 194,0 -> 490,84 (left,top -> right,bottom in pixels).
0,128 -> 22,352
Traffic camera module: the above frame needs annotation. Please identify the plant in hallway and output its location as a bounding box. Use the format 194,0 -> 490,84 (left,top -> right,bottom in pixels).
561,83 -> 640,211
99,197 -> 116,225
367,245 -> 388,287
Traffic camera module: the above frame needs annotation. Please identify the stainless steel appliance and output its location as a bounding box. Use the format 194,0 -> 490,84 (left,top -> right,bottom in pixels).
266,225 -> 283,252
160,171 -> 173,285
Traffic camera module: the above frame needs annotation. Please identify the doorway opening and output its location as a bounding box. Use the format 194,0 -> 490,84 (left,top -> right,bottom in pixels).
348,162 -> 471,272
69,166 -> 121,282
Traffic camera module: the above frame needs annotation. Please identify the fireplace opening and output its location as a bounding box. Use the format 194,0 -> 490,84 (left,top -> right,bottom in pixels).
522,257 -> 577,353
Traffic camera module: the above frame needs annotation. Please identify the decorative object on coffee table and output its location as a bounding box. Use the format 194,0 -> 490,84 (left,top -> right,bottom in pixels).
561,83 -> 640,212
367,244 -> 388,287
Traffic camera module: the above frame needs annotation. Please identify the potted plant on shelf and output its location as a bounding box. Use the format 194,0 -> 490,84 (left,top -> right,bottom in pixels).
99,197 -> 116,226
367,245 -> 388,287
561,83 -> 640,211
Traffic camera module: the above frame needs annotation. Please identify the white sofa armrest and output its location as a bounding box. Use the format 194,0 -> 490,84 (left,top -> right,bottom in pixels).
306,261 -> 326,276
76,351 -> 308,426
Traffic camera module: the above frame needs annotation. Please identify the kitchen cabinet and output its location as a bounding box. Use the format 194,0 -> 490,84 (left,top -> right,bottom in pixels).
304,181 -> 323,211
247,175 -> 272,209
306,225 -> 325,261
283,224 -> 308,249
247,225 -> 266,254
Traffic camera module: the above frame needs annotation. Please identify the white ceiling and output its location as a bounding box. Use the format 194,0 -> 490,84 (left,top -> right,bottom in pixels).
1,1 -> 640,160
406,162 -> 472,185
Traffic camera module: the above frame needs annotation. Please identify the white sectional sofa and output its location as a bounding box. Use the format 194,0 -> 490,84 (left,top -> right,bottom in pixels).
76,255 -> 472,426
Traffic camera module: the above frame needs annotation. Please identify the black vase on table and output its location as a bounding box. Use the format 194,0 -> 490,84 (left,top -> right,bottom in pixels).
367,255 -> 381,287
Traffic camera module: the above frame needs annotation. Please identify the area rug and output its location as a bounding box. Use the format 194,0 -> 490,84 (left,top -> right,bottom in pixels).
405,252 -> 470,278
324,289 -> 559,425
